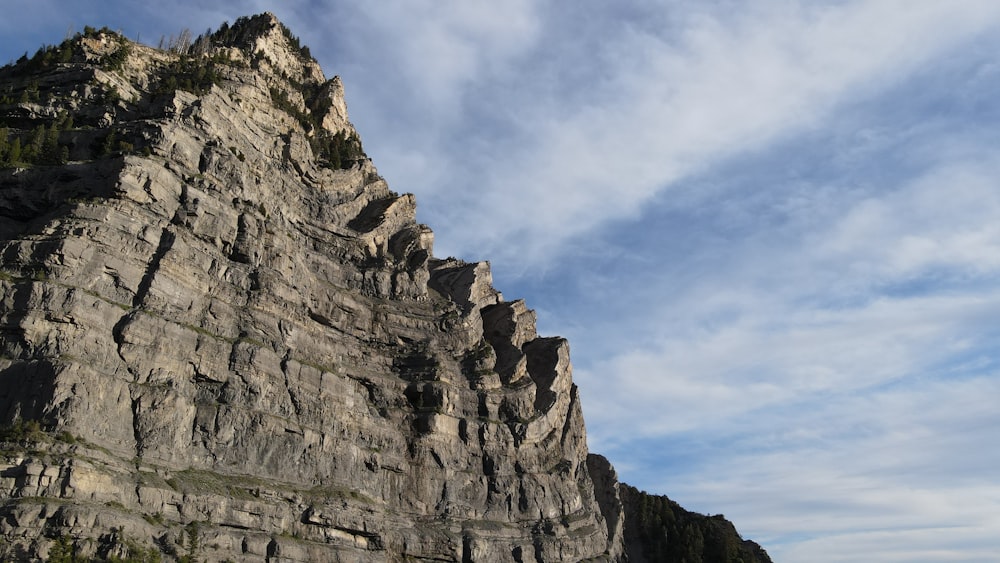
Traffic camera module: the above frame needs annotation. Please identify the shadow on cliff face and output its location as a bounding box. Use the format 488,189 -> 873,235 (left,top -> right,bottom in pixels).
0,359 -> 58,426
0,159 -> 123,237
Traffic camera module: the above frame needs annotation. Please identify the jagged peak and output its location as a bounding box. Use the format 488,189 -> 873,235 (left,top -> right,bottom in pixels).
0,12 -> 364,172
0,13 -> 322,83
211,12 -> 325,85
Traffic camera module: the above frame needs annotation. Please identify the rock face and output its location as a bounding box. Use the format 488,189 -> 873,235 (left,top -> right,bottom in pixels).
0,13 -> 769,563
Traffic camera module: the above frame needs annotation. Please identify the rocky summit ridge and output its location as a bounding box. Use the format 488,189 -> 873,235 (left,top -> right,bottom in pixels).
0,13 -> 771,562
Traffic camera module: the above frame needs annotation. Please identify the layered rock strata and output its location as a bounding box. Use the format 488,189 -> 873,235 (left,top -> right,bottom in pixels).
0,13 -> 771,563
0,14 -> 620,562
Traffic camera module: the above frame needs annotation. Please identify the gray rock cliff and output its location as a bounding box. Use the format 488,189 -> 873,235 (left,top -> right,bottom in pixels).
0,14 -> 621,562
0,13 -> 768,563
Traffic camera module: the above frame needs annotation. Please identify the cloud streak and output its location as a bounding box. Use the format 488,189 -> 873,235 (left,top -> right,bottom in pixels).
660,374 -> 1000,562
570,149 -> 1000,560
389,0 -> 1000,263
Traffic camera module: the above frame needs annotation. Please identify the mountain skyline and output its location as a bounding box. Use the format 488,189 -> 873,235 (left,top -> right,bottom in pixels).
3,2 -> 1000,561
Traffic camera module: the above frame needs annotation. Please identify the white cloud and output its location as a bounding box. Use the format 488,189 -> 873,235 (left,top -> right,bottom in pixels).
613,374 -> 1000,562
411,0 -> 1000,263
568,153 -> 1000,560
818,162 -> 1000,281
295,0 -> 542,121
779,525 -> 1000,563
575,151 -> 1000,437
579,289 -> 1000,443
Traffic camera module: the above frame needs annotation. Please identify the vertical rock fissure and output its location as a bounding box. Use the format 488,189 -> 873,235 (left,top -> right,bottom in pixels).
280,354 -> 303,421
109,225 -> 176,462
132,226 -> 176,309
559,385 -> 579,448
130,394 -> 144,459
109,310 -> 143,460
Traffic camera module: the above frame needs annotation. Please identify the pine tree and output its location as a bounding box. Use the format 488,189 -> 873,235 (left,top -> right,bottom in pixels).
25,123 -> 46,162
7,137 -> 21,164
0,126 -> 8,164
46,535 -> 79,563
43,121 -> 61,163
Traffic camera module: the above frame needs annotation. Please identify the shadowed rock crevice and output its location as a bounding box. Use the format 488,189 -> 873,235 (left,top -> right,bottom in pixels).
523,337 -> 567,413
130,226 -> 176,308
481,300 -> 536,385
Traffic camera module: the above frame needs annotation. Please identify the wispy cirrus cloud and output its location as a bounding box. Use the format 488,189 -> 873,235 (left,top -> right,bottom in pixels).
658,374 -> 1000,562
393,0 -> 1000,264
570,151 -> 1000,560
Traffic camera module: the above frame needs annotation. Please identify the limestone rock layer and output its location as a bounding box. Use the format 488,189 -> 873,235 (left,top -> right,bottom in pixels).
0,13 -> 623,562
0,13 -> 776,563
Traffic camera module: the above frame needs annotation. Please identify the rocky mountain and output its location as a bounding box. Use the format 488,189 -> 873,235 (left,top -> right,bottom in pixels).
0,13 -> 770,562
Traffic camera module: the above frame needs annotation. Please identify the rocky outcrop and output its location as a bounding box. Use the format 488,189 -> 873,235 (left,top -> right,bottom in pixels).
0,13 -> 770,563
620,484 -> 772,563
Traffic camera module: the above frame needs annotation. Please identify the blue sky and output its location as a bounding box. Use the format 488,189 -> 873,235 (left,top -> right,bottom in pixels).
4,1 -> 1000,560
